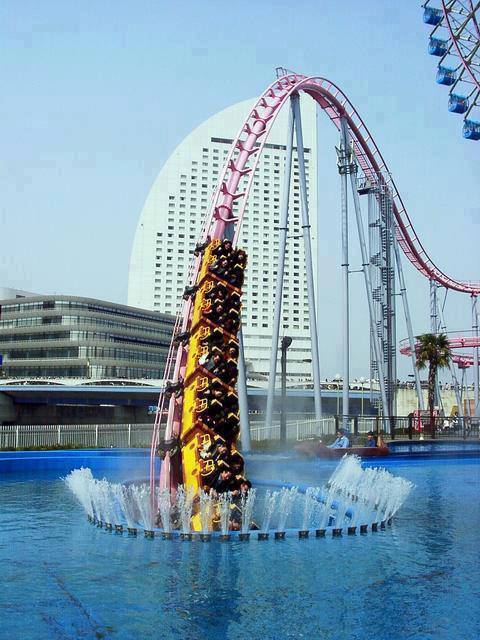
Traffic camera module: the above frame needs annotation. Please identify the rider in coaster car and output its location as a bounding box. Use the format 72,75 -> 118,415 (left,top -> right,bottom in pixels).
223,390 -> 239,411
229,292 -> 242,310
156,436 -> 181,460
212,239 -> 233,259
227,264 -> 245,288
182,285 -> 198,300
164,379 -> 184,398
200,328 -> 225,349
209,257 -> 230,279
205,286 -> 227,305
204,301 -> 225,323
226,449 -> 244,475
226,342 -> 239,361
224,316 -> 240,334
173,330 -> 190,346
211,469 -> 234,493
227,249 -> 247,269
194,237 -> 210,256
214,413 -> 240,442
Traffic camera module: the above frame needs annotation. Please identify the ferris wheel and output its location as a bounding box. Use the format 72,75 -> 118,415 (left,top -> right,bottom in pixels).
422,1 -> 480,140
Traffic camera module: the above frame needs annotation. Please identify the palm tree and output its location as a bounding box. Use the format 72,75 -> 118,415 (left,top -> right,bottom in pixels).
415,333 -> 451,438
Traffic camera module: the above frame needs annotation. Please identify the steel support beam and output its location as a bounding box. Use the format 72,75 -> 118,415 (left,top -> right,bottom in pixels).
472,295 -> 479,419
237,326 -> 251,453
437,299 -> 464,418
292,93 -> 323,420
393,234 -> 424,410
265,99 -> 295,428
347,170 -> 390,429
339,119 -> 350,428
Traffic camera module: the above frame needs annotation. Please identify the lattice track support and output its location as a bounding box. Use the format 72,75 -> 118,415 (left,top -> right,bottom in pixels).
358,177 -> 397,424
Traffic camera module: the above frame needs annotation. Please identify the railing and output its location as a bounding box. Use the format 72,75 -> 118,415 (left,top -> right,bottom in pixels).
249,417 -> 337,442
1,414 -> 478,450
0,423 -> 159,450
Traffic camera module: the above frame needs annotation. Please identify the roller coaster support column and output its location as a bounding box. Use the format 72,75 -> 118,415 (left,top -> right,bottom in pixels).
237,326 -> 251,453
430,280 -> 443,412
472,295 -> 479,419
265,99 -> 295,429
393,236 -> 424,411
347,165 -> 389,432
338,118 -> 352,429
437,300 -> 464,419
292,93 -> 322,420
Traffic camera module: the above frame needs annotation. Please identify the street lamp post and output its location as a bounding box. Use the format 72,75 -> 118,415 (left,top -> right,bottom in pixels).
334,373 -> 342,417
359,376 -> 366,417
280,336 -> 293,443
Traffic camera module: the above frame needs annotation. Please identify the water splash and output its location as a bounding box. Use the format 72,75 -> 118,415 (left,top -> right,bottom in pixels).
240,489 -> 257,533
260,490 -> 277,533
276,487 -> 298,532
158,489 -> 172,533
217,492 -> 232,535
64,456 -> 413,535
199,491 -> 213,534
176,485 -> 194,534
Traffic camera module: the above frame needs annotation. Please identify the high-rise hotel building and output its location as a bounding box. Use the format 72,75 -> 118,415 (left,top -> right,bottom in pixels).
128,96 -> 318,380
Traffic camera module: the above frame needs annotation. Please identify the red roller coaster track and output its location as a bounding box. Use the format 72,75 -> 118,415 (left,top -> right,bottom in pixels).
152,70 -> 479,495
214,71 -> 480,294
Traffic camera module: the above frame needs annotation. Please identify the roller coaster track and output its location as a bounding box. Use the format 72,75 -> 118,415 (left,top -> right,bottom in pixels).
153,70 -> 479,497
400,333 -> 480,367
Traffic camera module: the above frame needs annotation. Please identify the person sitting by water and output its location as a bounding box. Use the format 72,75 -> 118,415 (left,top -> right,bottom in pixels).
328,428 -> 350,449
365,432 -> 377,448
376,432 -> 386,448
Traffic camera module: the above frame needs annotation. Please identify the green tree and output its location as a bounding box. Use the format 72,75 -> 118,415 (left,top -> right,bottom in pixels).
415,333 -> 451,438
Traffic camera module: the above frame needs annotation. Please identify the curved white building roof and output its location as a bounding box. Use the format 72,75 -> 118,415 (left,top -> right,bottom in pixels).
128,96 -> 317,379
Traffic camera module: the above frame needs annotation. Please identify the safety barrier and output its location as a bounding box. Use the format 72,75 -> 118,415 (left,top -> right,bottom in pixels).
2,414 -> 478,450
0,423 -> 157,450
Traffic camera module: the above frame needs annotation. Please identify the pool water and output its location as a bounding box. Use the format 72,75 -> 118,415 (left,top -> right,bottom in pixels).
1,452 -> 479,640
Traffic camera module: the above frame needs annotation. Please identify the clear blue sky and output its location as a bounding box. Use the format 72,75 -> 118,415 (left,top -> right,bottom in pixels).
1,0 -> 478,378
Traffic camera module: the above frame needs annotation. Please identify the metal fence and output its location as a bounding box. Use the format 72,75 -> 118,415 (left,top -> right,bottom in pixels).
0,423 -> 158,450
249,417 -> 337,442
1,415 -> 478,450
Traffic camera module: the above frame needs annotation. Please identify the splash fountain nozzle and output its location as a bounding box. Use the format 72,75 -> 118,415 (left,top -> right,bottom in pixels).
180,532 -> 192,541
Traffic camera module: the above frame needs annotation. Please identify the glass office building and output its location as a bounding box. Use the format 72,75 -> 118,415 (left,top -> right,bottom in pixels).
0,294 -> 175,380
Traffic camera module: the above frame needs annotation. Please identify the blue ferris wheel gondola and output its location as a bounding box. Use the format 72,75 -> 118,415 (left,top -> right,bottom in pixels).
436,66 -> 456,86
448,94 -> 469,114
463,119 -> 480,140
423,6 -> 443,25
422,2 -> 480,140
428,37 -> 448,57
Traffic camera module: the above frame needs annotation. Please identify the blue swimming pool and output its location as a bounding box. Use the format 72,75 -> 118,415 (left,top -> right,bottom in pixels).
1,449 -> 479,640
